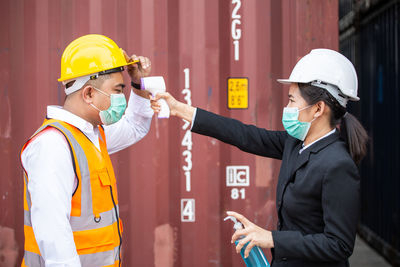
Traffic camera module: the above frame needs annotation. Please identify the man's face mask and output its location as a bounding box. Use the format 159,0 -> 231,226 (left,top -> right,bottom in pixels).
90,87 -> 127,125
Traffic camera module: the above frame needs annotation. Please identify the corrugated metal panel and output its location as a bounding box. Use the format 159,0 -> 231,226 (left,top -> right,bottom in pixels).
340,1 -> 400,265
0,0 -> 338,266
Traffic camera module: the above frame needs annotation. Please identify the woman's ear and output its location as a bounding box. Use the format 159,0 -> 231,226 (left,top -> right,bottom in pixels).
314,101 -> 326,118
81,85 -> 94,104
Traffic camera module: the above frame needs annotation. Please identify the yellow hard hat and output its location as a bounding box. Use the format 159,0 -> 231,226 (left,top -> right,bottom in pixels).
58,34 -> 136,82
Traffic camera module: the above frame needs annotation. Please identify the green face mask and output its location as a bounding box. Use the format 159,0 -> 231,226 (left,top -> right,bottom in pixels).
90,88 -> 127,125
281,106 -> 315,141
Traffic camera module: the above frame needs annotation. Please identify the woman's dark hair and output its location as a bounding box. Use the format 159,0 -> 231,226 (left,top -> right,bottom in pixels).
298,83 -> 368,164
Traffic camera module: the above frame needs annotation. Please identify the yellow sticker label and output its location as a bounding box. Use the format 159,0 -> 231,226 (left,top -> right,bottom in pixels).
228,78 -> 248,109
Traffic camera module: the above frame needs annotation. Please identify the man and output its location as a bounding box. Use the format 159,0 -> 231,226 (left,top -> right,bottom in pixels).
21,34 -> 153,266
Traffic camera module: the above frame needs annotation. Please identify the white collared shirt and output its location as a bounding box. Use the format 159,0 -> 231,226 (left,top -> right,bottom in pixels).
299,128 -> 336,154
21,91 -> 153,266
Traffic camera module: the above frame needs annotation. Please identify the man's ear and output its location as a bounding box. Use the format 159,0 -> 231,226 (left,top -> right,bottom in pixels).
81,85 -> 94,104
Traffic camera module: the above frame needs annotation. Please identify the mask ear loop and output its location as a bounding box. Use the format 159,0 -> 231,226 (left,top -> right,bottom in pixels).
299,105 -> 318,123
87,85 -> 110,112
298,105 -> 312,112
91,86 -> 111,97
90,103 -> 101,112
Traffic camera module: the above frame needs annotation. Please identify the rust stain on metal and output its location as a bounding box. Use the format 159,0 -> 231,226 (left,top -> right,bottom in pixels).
255,156 -> 277,188
154,224 -> 175,267
0,226 -> 18,267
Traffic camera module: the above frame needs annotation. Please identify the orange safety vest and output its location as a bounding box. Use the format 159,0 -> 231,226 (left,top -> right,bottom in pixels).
21,119 -> 123,267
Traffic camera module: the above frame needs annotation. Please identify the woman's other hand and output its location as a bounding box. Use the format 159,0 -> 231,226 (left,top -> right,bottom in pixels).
227,211 -> 274,258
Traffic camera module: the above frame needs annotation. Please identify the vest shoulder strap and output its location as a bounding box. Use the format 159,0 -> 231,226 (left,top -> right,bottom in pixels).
21,119 -> 80,196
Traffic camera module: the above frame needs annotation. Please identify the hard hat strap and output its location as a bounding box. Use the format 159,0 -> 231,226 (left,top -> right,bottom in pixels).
97,66 -> 124,76
64,66 -> 125,95
65,75 -> 91,95
310,80 -> 348,108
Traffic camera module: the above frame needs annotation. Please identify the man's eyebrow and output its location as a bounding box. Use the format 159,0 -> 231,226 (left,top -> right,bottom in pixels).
288,94 -> 294,98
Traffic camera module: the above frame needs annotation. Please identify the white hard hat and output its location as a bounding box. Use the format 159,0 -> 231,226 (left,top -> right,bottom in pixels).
277,49 -> 359,107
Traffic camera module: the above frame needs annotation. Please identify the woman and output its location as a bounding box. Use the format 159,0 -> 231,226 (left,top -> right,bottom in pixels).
151,49 -> 368,266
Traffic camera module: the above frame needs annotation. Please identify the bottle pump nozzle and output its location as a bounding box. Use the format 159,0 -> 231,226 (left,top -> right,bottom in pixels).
224,216 -> 243,230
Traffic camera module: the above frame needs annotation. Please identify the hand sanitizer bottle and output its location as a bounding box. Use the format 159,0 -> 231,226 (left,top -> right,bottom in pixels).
224,216 -> 270,267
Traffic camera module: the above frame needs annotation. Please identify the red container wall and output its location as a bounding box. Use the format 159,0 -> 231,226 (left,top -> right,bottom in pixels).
0,0 -> 338,266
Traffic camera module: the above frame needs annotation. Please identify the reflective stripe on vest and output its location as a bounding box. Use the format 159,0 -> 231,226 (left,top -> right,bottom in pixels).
22,248 -> 120,267
21,119 -> 122,266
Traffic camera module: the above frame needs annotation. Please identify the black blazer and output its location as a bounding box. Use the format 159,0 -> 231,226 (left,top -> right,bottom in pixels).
192,108 -> 360,267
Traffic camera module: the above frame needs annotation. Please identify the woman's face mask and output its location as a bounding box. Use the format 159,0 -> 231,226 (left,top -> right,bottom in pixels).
282,105 -> 315,141
90,87 -> 127,125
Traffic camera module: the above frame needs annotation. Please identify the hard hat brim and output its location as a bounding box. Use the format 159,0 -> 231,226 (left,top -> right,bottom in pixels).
276,79 -> 303,84
276,79 -> 294,84
57,60 -> 138,82
276,78 -> 360,101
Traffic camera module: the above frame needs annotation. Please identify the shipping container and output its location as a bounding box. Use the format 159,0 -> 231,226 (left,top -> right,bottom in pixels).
339,0 -> 400,265
0,0 -> 339,266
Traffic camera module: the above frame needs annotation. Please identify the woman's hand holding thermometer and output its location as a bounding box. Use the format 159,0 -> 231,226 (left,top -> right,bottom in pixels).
141,76 -> 170,118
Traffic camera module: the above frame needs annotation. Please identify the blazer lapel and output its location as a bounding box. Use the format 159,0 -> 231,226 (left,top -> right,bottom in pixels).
289,149 -> 311,181
276,141 -> 303,210
288,131 -> 341,182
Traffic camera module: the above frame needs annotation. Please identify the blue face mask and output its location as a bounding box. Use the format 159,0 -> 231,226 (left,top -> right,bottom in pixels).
90,88 -> 127,126
282,106 -> 315,141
